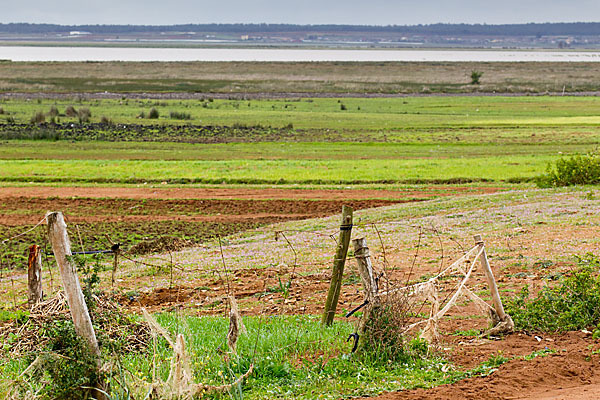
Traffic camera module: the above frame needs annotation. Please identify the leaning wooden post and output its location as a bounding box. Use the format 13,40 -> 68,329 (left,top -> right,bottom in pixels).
27,244 -> 44,307
46,212 -> 101,356
322,205 -> 353,326
473,235 -> 505,320
474,234 -> 514,333
352,237 -> 379,333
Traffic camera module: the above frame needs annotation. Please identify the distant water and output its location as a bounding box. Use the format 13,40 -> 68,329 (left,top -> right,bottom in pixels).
1,46 -> 600,62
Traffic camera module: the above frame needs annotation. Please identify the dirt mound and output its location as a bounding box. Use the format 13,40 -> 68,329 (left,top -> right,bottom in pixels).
129,236 -> 194,255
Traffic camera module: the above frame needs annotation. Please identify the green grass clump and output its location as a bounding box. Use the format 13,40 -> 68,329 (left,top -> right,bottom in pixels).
537,152 -> 600,187
506,253 -> 600,332
147,107 -> 159,119
30,111 -> 45,124
169,111 -> 192,120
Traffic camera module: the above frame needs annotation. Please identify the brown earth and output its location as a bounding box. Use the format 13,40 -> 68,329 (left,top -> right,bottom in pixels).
0,185 -> 501,201
371,332 -> 600,400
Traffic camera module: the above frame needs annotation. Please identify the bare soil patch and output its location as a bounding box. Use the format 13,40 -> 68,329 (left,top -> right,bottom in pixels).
372,332 -> 600,400
0,185 -> 501,201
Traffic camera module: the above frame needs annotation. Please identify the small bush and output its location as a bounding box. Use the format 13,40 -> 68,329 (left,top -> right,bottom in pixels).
340,103 -> 347,111
39,320 -> 101,400
147,107 -> 159,119
169,111 -> 192,120
99,115 -> 113,125
470,70 -> 483,85
77,108 -> 92,123
0,106 -> 4,114
536,152 -> 600,187
47,106 -> 59,117
65,105 -> 78,117
359,292 -> 425,363
506,253 -> 600,332
30,111 -> 45,124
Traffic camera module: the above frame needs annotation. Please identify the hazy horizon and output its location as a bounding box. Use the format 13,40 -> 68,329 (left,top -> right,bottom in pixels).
4,0 -> 600,26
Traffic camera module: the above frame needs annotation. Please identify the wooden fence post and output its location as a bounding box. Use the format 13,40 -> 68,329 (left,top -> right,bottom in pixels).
352,237 -> 379,334
27,244 -> 43,307
473,234 -> 506,321
322,205 -> 353,326
47,212 -> 107,398
47,212 -> 100,355
111,245 -> 120,287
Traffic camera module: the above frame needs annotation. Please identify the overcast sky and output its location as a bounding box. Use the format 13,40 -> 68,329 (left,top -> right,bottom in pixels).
4,0 -> 600,26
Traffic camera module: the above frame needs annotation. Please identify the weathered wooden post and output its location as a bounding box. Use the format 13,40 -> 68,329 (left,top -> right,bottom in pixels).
27,244 -> 43,307
47,212 -> 107,398
352,237 -> 379,333
322,205 -> 353,326
474,234 -> 514,333
111,244 -> 120,287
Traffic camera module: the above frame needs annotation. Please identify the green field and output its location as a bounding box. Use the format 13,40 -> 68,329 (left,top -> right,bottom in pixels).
2,96 -> 600,134
0,95 -> 598,185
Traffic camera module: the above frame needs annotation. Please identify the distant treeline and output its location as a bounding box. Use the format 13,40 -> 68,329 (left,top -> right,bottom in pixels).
1,22 -> 600,36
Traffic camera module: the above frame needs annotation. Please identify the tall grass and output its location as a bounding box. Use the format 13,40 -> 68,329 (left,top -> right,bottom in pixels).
117,314 -> 453,399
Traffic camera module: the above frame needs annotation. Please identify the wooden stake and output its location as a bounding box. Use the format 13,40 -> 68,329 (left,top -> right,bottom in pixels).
46,212 -> 101,355
352,238 -> 377,301
27,245 -> 43,307
47,212 -> 107,399
111,247 -> 119,287
352,238 -> 378,333
473,234 -> 506,321
322,205 -> 353,326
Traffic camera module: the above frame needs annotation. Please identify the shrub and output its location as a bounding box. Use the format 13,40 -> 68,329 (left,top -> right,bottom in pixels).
536,152 -> 600,187
30,111 -> 45,124
169,111 -> 192,120
0,106 -> 4,114
99,115 -> 113,125
470,70 -> 483,85
39,320 -> 101,400
359,292 -> 426,362
340,103 -> 347,111
147,107 -> 159,119
77,108 -> 92,123
506,253 -> 600,332
47,105 -> 59,117
65,105 -> 78,117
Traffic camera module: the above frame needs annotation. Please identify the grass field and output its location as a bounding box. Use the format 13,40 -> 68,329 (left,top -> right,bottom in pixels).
2,96 -> 600,135
0,95 -> 598,185
2,61 -> 600,94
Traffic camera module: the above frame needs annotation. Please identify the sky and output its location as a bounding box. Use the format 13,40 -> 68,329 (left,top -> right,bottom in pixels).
4,0 -> 600,26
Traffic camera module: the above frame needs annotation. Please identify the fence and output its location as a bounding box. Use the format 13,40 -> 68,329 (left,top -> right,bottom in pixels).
1,207 -> 514,351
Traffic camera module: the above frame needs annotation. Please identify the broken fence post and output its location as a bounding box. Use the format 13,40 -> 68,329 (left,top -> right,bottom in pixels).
27,244 -> 44,307
322,205 -> 353,326
473,234 -> 514,334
